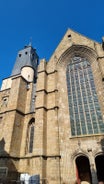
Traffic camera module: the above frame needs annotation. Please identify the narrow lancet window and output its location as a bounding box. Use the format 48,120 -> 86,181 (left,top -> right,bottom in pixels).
26,118 -> 35,153
29,123 -> 34,153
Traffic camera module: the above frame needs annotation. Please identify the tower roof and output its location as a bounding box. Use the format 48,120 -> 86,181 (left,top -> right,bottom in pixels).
11,45 -> 39,76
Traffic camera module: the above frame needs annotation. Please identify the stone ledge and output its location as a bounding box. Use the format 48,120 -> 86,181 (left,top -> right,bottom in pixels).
35,106 -> 59,111
38,69 -> 57,75
36,89 -> 58,94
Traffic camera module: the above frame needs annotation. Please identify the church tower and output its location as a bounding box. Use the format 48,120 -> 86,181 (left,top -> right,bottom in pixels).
0,45 -> 39,182
0,29 -> 104,184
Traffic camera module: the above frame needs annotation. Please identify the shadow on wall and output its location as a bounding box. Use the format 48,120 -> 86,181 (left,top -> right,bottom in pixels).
0,138 -> 20,184
100,138 -> 104,152
95,138 -> 104,184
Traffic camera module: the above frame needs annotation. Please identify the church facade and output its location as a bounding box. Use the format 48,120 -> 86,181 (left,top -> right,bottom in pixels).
0,29 -> 104,184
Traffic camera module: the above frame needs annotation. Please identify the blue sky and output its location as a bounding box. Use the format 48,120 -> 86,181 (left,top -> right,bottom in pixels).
0,0 -> 104,86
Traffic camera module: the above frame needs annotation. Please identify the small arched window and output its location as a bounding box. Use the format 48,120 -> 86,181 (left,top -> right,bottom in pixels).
26,118 -> 35,153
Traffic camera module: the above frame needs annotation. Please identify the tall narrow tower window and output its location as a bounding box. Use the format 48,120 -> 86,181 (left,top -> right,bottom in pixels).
29,123 -> 34,153
66,57 -> 104,136
26,118 -> 35,153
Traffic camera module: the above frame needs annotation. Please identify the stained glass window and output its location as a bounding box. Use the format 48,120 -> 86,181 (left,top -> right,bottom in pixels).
66,57 -> 104,136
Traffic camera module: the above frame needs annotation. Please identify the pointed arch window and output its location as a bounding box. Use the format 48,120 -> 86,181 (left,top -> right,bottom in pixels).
26,118 -> 35,153
66,56 -> 104,136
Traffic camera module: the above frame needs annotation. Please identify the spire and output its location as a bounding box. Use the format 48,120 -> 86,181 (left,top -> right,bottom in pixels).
28,37 -> 32,47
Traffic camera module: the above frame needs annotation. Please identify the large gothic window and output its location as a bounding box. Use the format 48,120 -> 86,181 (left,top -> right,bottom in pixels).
66,56 -> 104,136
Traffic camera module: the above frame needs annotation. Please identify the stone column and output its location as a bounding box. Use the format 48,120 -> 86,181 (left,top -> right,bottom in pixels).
88,151 -> 98,184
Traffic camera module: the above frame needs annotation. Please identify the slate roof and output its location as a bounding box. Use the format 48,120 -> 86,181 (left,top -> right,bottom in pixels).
11,45 -> 39,76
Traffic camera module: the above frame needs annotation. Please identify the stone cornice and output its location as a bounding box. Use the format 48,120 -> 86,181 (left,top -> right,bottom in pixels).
97,56 -> 104,60
0,109 -> 35,116
38,69 -> 57,75
0,154 -> 61,160
36,89 -> 58,94
35,106 -> 59,111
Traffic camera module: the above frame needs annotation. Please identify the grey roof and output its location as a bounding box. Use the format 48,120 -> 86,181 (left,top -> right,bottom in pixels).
11,45 -> 39,76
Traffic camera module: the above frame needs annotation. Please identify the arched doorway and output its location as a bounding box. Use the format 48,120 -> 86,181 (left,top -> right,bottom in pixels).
76,156 -> 92,184
95,155 -> 104,184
